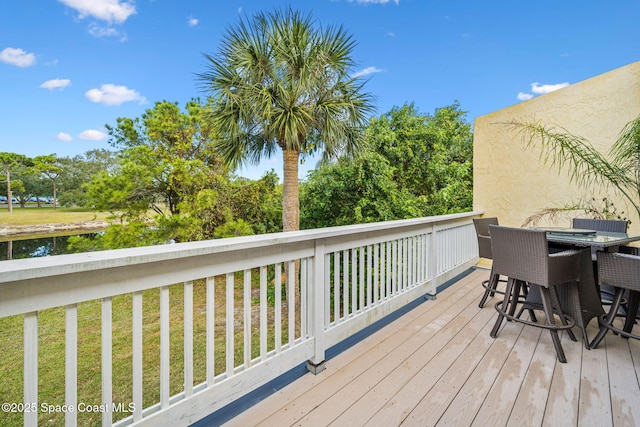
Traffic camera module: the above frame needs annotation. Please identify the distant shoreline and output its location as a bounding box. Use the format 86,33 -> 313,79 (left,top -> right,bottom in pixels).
0,220 -> 110,238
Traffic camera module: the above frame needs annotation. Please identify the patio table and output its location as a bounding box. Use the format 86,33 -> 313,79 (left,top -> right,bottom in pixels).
540,228 -> 640,250
528,228 -> 640,348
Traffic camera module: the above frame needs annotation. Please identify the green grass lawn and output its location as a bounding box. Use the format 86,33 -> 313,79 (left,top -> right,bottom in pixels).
0,207 -> 110,226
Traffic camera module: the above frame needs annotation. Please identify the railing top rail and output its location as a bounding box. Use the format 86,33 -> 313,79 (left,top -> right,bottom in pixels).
0,211 -> 482,283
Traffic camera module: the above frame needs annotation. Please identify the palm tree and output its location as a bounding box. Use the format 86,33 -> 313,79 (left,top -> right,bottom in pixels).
508,114 -> 640,223
197,7 -> 375,232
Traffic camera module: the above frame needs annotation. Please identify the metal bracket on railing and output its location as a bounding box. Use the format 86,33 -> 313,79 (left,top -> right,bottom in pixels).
307,360 -> 326,375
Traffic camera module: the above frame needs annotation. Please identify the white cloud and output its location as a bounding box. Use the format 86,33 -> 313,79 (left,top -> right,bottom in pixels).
353,66 -> 384,78
57,132 -> 73,141
518,81 -> 571,102
79,129 -> 108,140
0,47 -> 37,67
517,92 -> 533,101
58,0 -> 136,24
188,17 -> 199,27
40,78 -> 71,90
88,23 -> 122,38
85,84 -> 146,106
531,82 -> 570,94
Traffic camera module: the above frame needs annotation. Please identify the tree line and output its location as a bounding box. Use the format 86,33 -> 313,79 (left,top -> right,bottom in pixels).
0,99 -> 472,248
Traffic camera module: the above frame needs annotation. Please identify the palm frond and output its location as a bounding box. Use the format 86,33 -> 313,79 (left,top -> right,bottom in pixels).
505,120 -> 640,218
521,196 -> 629,227
610,114 -> 640,199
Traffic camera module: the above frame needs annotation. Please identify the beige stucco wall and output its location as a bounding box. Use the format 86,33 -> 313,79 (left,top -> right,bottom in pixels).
473,60 -> 640,234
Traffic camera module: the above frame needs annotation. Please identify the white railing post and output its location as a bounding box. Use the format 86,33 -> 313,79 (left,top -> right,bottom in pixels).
307,239 -> 326,374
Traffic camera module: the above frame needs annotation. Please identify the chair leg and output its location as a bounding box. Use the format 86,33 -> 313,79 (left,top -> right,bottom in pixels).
591,287 -> 626,349
540,286 -> 567,363
479,266 -> 500,308
623,290 -> 639,335
507,280 -> 523,319
550,286 -> 577,342
515,283 -> 537,322
490,277 -> 515,338
479,271 -> 499,308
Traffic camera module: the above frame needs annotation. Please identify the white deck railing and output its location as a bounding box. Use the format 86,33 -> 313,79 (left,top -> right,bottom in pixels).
0,212 -> 481,427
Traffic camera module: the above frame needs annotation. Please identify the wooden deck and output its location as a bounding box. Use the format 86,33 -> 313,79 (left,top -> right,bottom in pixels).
222,268 -> 640,427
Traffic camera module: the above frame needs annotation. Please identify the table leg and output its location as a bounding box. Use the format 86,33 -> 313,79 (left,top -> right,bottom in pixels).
623,290 -> 639,334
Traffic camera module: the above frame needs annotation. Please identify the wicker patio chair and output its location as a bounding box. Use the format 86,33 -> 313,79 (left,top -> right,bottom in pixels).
619,246 -> 640,334
473,217 -> 506,308
488,225 -> 583,363
572,218 -> 629,303
572,218 -> 629,233
590,247 -> 640,348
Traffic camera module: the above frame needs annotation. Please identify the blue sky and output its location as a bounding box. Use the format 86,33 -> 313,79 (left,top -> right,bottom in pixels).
1,0 -> 639,180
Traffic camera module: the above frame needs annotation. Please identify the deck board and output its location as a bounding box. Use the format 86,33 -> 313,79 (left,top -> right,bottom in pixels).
222,268 -> 640,427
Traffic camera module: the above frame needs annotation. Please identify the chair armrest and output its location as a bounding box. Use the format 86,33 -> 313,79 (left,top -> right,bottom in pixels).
477,235 -> 492,258
619,245 -> 640,256
549,248 -> 582,258
546,249 -> 584,285
597,251 -> 640,292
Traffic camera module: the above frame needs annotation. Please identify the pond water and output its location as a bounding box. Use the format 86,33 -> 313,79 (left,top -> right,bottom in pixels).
0,232 -> 102,261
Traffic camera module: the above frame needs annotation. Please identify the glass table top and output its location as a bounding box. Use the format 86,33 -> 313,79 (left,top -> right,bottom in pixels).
537,228 -> 640,248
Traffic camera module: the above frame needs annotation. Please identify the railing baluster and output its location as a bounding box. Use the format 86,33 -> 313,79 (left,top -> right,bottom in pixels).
402,238 -> 408,290
393,239 -> 398,294
259,266 -> 267,361
275,263 -> 282,352
65,304 -> 77,427
351,248 -> 358,314
226,273 -> 234,376
160,286 -> 170,408
333,251 -> 340,323
343,249 -> 349,319
367,245 -> 372,307
24,311 -> 37,427
384,242 -> 394,295
287,260 -> 296,348
359,247 -> 365,311
243,270 -> 251,367
102,297 -> 112,426
184,281 -> 193,397
374,243 -> 380,303
298,258 -> 310,345
132,291 -> 143,421
411,236 -> 417,286
206,277 -> 215,385
420,233 -> 426,283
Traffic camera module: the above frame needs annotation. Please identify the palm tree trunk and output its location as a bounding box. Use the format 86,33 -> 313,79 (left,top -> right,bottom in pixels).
282,147 -> 301,334
282,148 -> 300,232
